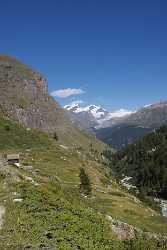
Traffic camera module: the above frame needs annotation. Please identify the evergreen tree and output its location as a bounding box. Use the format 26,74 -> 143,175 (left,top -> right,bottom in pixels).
79,168 -> 92,195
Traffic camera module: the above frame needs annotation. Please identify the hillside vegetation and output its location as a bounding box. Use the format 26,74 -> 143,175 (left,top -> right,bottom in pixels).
0,117 -> 167,249
110,125 -> 167,199
96,125 -> 152,149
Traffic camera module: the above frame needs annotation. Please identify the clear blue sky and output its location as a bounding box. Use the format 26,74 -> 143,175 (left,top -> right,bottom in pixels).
1,0 -> 167,111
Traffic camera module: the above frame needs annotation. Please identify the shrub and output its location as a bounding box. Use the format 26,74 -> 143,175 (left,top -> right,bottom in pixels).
4,124 -> 10,131
79,168 -> 92,196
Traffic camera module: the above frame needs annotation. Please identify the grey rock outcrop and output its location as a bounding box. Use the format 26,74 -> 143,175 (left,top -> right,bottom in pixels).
0,55 -> 102,148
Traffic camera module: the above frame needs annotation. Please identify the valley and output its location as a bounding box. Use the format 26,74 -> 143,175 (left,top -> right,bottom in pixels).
1,0 -> 167,249
0,56 -> 167,249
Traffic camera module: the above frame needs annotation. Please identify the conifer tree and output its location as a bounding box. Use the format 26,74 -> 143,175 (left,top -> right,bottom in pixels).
79,168 -> 92,195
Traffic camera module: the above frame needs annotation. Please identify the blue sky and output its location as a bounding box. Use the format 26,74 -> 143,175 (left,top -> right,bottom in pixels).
1,0 -> 167,111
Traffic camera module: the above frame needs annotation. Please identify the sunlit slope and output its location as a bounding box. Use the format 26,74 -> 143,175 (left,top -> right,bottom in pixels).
0,117 -> 166,249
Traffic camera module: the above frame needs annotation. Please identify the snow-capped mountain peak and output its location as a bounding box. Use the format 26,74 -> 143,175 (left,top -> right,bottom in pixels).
86,105 -> 108,119
64,102 -> 81,111
64,103 -> 107,120
64,102 -> 133,128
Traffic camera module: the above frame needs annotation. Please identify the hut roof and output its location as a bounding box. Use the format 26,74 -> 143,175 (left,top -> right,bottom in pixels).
7,154 -> 20,160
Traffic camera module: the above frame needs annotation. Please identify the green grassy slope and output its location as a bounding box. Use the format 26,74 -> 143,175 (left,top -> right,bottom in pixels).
0,118 -> 52,151
0,117 -> 166,249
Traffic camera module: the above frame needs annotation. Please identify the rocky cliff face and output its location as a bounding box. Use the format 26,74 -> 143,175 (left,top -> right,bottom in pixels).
0,55 -> 68,133
0,55 -> 103,149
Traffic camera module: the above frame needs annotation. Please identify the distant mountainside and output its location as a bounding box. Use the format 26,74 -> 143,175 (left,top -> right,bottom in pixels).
96,124 -> 152,149
64,102 -> 132,131
96,102 -> 167,149
65,104 -> 100,131
123,102 -> 167,127
110,125 -> 167,200
0,55 -> 105,150
65,101 -> 167,149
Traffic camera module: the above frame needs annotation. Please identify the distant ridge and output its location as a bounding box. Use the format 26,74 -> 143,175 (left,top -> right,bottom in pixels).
64,100 -> 167,149
96,101 -> 167,148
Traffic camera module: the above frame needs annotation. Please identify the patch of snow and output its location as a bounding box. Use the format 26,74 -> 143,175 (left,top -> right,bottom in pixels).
65,102 -> 133,123
87,105 -> 107,119
64,100 -> 83,108
65,101 -> 106,118
72,104 -> 106,119
143,102 -> 167,109
144,104 -> 153,108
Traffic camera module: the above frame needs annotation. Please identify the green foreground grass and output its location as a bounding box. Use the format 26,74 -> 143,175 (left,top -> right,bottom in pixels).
0,117 -> 167,249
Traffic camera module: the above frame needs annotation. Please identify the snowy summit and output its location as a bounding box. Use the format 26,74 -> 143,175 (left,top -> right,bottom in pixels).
64,101 -> 133,128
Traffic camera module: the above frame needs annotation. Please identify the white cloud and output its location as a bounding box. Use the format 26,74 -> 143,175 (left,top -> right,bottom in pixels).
51,88 -> 85,98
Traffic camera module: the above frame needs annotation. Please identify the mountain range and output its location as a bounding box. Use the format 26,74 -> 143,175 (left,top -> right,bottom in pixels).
64,102 -> 133,131
65,101 -> 167,149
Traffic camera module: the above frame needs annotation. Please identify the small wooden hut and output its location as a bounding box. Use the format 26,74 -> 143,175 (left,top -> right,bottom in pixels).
6,154 -> 20,165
